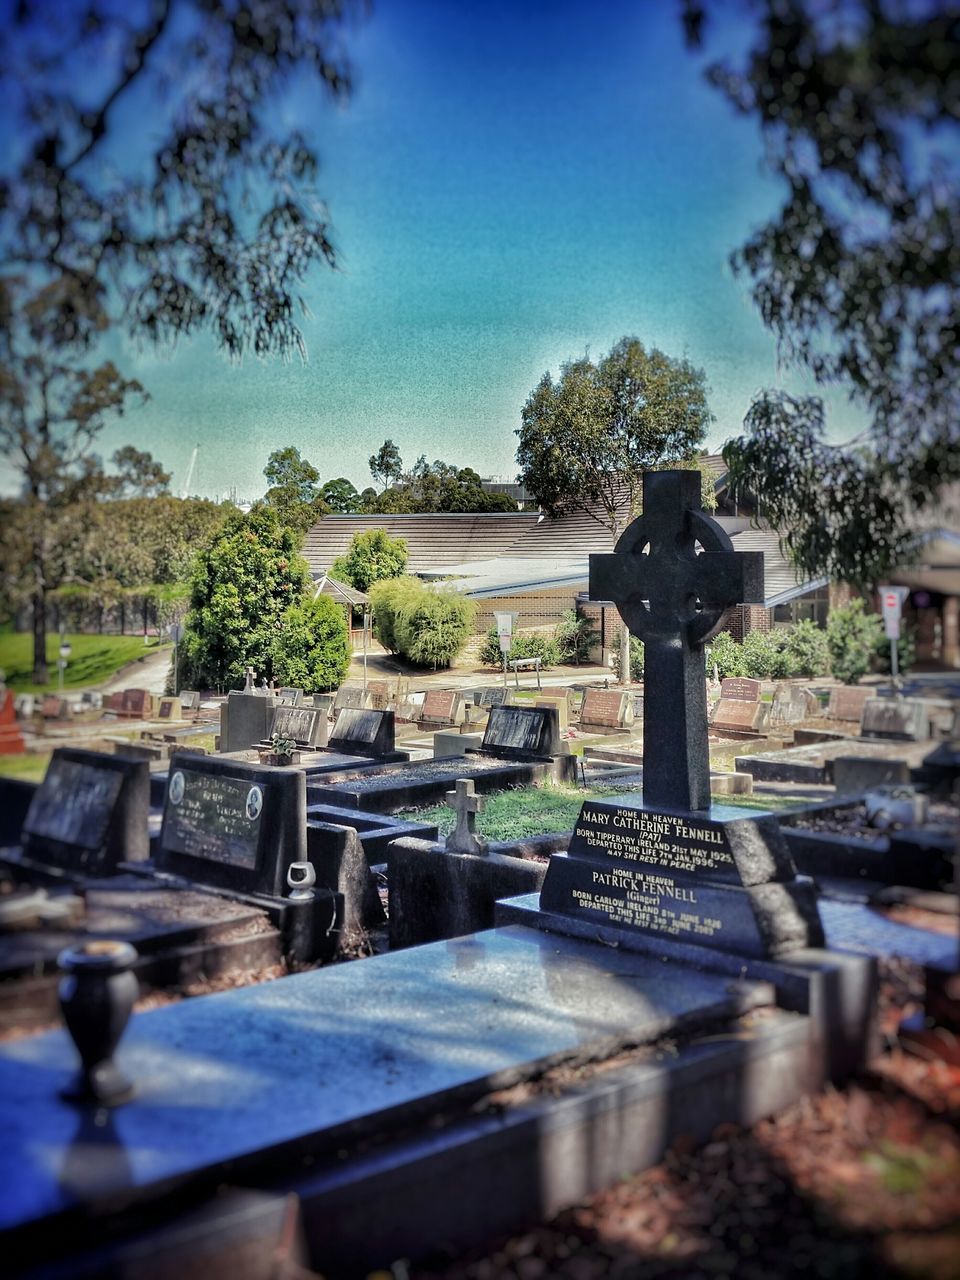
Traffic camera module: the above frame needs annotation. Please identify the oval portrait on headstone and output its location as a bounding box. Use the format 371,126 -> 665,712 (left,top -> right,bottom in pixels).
169,770 -> 185,805
245,785 -> 263,821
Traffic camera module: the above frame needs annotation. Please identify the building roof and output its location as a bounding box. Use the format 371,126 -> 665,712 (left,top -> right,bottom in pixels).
303,506 -> 817,608
311,573 -> 369,607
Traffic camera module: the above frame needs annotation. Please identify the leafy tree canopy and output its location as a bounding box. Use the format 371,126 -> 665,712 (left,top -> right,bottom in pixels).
320,476 -> 361,513
684,0 -> 960,586
331,528 -> 408,593
259,445 -> 329,533
515,336 -> 714,540
270,594 -> 351,692
109,447 -> 172,499
361,455 -> 518,514
369,438 -> 404,491
182,505 -> 309,690
1,0 -> 358,678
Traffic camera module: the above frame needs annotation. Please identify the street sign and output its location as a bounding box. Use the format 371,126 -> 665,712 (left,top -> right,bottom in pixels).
878,585 -> 909,641
493,610 -> 517,654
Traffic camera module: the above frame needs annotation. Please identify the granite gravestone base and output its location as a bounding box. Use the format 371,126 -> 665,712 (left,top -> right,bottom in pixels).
538,796 -> 824,961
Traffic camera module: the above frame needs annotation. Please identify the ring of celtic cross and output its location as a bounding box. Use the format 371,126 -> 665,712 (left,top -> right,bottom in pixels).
610,510 -> 736,646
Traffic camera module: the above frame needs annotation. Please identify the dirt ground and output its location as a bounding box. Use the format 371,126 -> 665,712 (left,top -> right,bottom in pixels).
410,958 -> 960,1280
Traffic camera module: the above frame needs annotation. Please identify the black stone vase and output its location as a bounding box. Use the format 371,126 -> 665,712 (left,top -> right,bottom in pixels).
58,940 -> 139,1106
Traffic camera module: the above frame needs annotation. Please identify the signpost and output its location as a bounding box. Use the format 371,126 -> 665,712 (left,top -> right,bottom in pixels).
493,610 -> 517,692
878,585 -> 910,685
168,622 -> 184,695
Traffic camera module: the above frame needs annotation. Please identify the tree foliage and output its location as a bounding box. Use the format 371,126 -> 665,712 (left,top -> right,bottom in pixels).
516,337 -> 714,538
361,450 -> 518,514
331,528 -> 408,593
320,476 -> 361,513
553,608 -> 600,665
826,599 -> 884,685
1,0 -> 357,676
259,445 -> 329,533
685,1 -> 960,585
369,439 -> 403,491
182,506 -> 309,690
270,594 -> 350,692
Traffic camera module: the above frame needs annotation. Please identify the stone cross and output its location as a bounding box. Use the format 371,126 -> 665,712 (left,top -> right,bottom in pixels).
445,778 -> 488,856
243,667 -> 256,693
591,470 -> 765,811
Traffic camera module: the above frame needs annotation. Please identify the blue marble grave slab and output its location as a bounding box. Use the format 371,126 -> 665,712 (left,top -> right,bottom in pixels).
0,926 -> 771,1238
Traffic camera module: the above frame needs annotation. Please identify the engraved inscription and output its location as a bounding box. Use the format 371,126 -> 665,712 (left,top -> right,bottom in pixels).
563,864 -> 725,940
573,804 -> 736,875
162,769 -> 265,869
24,758 -> 123,850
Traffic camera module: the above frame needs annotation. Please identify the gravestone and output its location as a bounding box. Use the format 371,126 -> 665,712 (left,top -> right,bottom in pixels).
333,685 -> 373,714
121,688 -> 152,719
536,695 -> 569,732
827,686 -> 871,722
0,689 -> 26,755
540,799 -> 823,959
770,685 -> 819,726
579,687 -> 633,731
860,697 -> 930,742
366,680 -> 391,711
328,708 -> 398,758
157,754 -> 305,898
157,697 -> 182,722
105,691 -> 125,714
269,704 -> 328,748
79,690 -> 103,710
20,748 -> 150,876
445,778 -> 488,856
396,691 -> 425,723
41,695 -> 70,720
479,704 -> 561,759
277,688 -> 303,706
719,677 -> 761,702
420,689 -> 464,726
311,692 -> 336,717
474,686 -> 508,710
710,699 -> 769,734
179,689 -> 201,712
539,470 -> 823,961
833,756 -> 912,794
220,690 -> 277,753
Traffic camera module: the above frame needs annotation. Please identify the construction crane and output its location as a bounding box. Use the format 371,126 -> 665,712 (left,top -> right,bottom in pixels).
179,444 -> 199,499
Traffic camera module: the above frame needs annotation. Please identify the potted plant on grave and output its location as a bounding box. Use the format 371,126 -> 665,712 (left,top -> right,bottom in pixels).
259,732 -> 300,766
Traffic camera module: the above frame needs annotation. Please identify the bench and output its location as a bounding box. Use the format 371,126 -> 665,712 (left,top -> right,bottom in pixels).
507,655 -> 542,690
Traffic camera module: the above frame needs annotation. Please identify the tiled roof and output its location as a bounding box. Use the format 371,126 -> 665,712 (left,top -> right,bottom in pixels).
302,513 -> 540,574
302,499 -> 818,607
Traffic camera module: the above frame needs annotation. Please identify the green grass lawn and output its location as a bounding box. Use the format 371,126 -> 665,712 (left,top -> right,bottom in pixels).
0,752 -> 51,782
412,778 -> 805,841
0,633 -> 170,692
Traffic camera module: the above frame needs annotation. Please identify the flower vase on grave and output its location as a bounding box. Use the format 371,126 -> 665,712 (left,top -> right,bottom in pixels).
58,940 -> 139,1106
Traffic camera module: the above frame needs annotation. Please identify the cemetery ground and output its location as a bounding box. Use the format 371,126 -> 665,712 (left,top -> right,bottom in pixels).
1,628 -> 958,1269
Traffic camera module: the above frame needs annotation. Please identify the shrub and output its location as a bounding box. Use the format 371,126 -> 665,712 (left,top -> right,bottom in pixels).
782,619 -> 831,678
873,623 -> 917,677
368,576 -> 424,653
371,577 -> 476,668
706,631 -> 745,679
270,595 -> 351,692
826,599 -> 884,684
554,609 -> 599,665
478,627 -> 560,670
739,628 -> 787,678
610,636 -> 644,682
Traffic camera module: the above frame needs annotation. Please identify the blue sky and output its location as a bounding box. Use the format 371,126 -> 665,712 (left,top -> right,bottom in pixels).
14,0 -> 866,501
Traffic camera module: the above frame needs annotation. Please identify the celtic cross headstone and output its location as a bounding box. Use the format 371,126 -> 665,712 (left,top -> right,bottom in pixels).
591,469 -> 764,811
536,470 -> 824,962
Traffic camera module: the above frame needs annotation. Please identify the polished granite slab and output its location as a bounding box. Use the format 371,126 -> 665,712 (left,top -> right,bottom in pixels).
0,925 -> 770,1235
